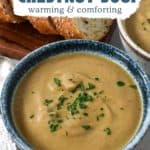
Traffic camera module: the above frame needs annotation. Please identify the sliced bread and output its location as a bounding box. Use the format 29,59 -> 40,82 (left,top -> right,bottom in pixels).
52,17 -> 113,40
10,0 -> 58,34
0,0 -> 23,23
27,17 -> 59,35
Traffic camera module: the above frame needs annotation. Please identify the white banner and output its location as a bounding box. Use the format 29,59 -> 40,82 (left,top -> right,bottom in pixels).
13,0 -> 141,19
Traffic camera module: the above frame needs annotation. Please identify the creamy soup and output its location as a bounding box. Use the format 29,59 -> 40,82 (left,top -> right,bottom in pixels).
125,0 -> 150,53
13,54 -> 141,150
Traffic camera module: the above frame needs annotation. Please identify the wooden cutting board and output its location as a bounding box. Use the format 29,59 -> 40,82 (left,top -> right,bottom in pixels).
0,21 -> 115,60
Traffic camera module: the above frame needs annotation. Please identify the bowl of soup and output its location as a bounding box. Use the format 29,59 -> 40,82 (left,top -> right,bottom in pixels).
117,0 -> 150,76
0,40 -> 150,150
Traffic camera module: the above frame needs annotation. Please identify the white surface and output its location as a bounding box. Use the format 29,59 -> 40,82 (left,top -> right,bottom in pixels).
0,116 -> 17,150
0,28 -> 149,150
0,56 -> 18,150
14,0 -> 141,19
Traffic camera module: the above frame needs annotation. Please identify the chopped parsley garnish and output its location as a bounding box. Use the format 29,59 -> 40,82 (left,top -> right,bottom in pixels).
95,77 -> 99,81
59,95 -> 68,102
67,92 -> 93,115
83,112 -> 88,116
100,113 -> 104,117
71,82 -> 85,93
65,131 -> 68,136
47,108 -> 51,113
30,114 -> 34,119
57,119 -> 63,123
79,103 -> 87,109
82,125 -> 91,130
78,82 -> 85,91
142,22 -> 145,25
99,90 -> 104,94
117,81 -> 125,87
45,76 -> 113,133
104,128 -> 112,135
120,107 -> 124,110
86,83 -> 96,90
49,123 -> 59,132
96,116 -> 100,121
57,95 -> 68,110
67,104 -> 79,115
72,82 -> 95,92
147,18 -> 150,24
44,99 -> 53,106
54,78 -> 61,86
49,113 -> 55,117
96,113 -> 105,121
129,85 -> 137,89
93,92 -> 97,96
100,107 -> 104,111
48,118 -> 63,132
69,79 -> 77,83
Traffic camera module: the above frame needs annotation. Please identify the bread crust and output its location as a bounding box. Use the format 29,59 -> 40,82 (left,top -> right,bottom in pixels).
52,17 -> 84,39
0,0 -> 23,23
0,38 -> 30,59
27,17 -> 58,35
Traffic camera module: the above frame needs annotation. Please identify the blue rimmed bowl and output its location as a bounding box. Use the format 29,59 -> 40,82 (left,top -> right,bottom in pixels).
0,40 -> 150,150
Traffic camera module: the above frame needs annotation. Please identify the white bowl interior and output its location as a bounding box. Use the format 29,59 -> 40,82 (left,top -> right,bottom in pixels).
117,20 -> 150,59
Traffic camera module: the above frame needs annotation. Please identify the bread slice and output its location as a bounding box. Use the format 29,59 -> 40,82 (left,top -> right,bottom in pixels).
27,17 -> 59,35
52,17 -> 113,40
6,0 -> 58,35
0,0 -> 23,23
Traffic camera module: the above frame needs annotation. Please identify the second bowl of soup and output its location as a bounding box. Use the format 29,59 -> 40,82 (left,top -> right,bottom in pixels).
117,0 -> 150,76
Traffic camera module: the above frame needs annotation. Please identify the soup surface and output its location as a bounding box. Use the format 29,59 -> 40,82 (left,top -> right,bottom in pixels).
125,0 -> 150,53
13,54 -> 141,150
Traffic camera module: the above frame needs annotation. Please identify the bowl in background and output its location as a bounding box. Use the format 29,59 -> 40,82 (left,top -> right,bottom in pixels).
117,20 -> 150,76
0,40 -> 150,150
